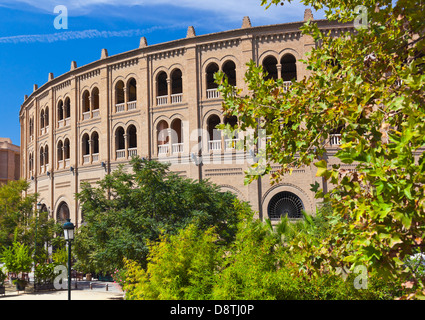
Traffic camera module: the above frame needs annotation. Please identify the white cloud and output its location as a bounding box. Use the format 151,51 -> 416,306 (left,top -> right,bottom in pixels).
0,0 -> 317,24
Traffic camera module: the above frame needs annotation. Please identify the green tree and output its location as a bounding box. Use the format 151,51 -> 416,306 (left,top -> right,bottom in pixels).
74,158 -> 242,273
217,0 -> 425,297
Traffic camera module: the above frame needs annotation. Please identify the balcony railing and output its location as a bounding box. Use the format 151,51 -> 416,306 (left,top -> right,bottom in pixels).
283,81 -> 293,93
128,148 -> 138,157
116,103 -> 125,113
157,96 -> 167,106
58,119 -> 64,128
329,134 -> 342,146
206,89 -> 220,99
92,153 -> 99,163
171,93 -> 183,104
58,160 -> 64,169
65,159 -> 70,168
92,109 -> 100,118
83,154 -> 90,164
158,144 -> 169,155
116,149 -> 125,159
64,118 -> 71,126
172,143 -> 184,154
128,101 -> 137,110
83,111 -> 91,120
208,140 -> 222,151
225,138 -> 239,150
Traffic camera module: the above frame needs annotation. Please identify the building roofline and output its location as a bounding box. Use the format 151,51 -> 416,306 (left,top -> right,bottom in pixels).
19,17 -> 353,115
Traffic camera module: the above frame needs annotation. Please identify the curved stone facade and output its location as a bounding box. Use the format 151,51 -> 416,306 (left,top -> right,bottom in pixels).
19,13 -> 354,227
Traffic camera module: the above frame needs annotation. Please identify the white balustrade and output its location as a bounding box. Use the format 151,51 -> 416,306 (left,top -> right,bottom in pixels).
83,111 -> 91,120
83,154 -> 91,164
127,101 -> 137,110
225,138 -> 239,150
206,89 -> 220,99
329,134 -> 342,146
116,149 -> 125,159
158,144 -> 169,155
208,140 -> 222,151
116,103 -> 125,113
172,143 -> 184,154
171,93 -> 183,104
283,81 -> 293,92
128,148 -> 138,157
157,96 -> 168,106
92,109 -> 100,118
92,153 -> 99,163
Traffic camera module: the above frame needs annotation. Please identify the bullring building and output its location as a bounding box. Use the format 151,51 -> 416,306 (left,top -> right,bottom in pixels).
19,10 -> 354,227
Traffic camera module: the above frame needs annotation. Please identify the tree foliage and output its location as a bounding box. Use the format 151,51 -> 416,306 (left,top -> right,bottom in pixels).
74,158 -> 242,273
216,0 -> 425,297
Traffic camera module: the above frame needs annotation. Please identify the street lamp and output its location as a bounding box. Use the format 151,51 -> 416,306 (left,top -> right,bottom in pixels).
63,219 -> 75,301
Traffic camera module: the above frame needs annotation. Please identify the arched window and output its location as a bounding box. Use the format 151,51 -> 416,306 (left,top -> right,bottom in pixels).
206,63 -> 219,89
127,125 -> 137,149
171,119 -> 182,144
92,87 -> 99,111
156,120 -> 169,145
115,81 -> 125,105
82,133 -> 90,156
157,72 -> 168,97
115,127 -> 125,151
128,78 -> 137,102
207,115 -> 221,141
82,90 -> 90,113
57,100 -> 64,121
281,54 -> 297,81
40,110 -> 45,129
263,56 -> 278,80
28,152 -> 33,173
224,115 -> 238,145
56,202 -> 70,223
207,115 -> 221,151
40,146 -> 45,167
222,60 -> 237,86
91,132 -> 99,155
64,139 -> 70,160
267,191 -> 304,220
171,69 -> 183,95
45,108 -> 49,127
44,145 -> 49,166
57,140 -> 64,162
64,97 -> 71,119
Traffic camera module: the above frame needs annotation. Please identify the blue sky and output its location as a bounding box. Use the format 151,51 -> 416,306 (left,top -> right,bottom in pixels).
0,0 -> 324,146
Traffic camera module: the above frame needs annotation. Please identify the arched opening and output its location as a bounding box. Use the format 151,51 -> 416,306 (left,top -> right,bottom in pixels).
56,202 -> 70,224
57,100 -> 64,121
64,97 -> 71,119
127,125 -> 137,149
115,127 -> 125,151
92,87 -> 99,111
82,90 -> 90,114
222,60 -> 237,86
267,191 -> 304,220
157,120 -> 169,146
206,63 -> 219,89
223,115 -> 238,148
28,152 -> 33,173
40,146 -> 44,167
82,133 -> 90,156
128,78 -> 137,102
281,54 -> 297,81
45,107 -> 49,128
40,110 -> 45,129
64,138 -> 70,160
171,119 -> 183,154
44,145 -> 49,165
263,56 -> 278,80
157,72 -> 168,97
115,81 -> 125,105
207,115 -> 221,151
171,69 -> 183,95
91,132 -> 99,155
57,140 -> 64,162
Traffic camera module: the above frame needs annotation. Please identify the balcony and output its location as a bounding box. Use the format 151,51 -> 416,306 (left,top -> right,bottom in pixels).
225,138 -> 239,151
58,119 -> 64,128
82,111 -> 91,120
329,134 -> 342,146
157,96 -> 168,106
83,154 -> 91,164
283,81 -> 293,93
92,110 -> 100,118
208,140 -> 222,151
128,148 -> 138,157
92,153 -> 99,163
158,144 -> 169,155
116,103 -> 125,113
206,89 -> 220,100
127,101 -> 137,111
116,149 -> 125,159
65,159 -> 70,168
171,93 -> 183,104
172,143 -> 184,154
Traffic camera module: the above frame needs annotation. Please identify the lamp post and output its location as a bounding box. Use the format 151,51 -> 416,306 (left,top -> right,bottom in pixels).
63,219 -> 75,301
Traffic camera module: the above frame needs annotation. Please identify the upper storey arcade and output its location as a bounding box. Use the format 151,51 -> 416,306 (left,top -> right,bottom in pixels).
19,12 -> 354,180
